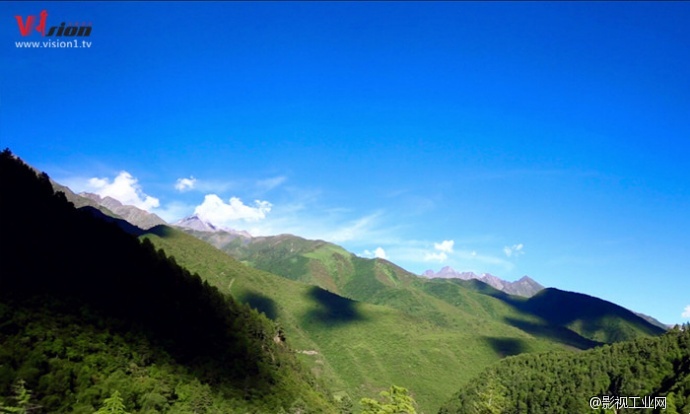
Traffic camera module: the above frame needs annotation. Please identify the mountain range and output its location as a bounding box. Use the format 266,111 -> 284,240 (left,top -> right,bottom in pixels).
46,201 -> 556,302
172,214 -> 544,298
79,192 -> 167,230
422,267 -> 544,297
9,155 -> 666,412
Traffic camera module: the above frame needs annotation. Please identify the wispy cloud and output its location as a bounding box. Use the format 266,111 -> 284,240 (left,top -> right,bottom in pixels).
386,238 -> 517,275
171,174 -> 289,196
424,251 -> 448,262
189,179 -> 236,194
86,171 -> 160,211
467,168 -> 599,181
325,213 -> 383,243
503,243 -> 524,257
682,305 -> 690,319
257,176 -> 287,192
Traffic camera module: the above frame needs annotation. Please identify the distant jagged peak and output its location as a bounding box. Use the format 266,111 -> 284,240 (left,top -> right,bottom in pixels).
421,266 -> 544,297
516,275 -> 541,285
173,214 -> 252,238
431,266 -> 476,280
174,214 -> 219,232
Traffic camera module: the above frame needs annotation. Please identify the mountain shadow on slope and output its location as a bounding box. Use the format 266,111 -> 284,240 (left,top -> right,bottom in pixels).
0,149 -> 334,412
483,337 -> 529,358
514,288 -> 664,343
465,281 -> 665,344
304,286 -> 366,326
239,290 -> 279,320
78,205 -> 147,236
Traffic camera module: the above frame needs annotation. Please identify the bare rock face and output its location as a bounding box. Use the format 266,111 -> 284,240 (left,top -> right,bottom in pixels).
79,192 -> 167,230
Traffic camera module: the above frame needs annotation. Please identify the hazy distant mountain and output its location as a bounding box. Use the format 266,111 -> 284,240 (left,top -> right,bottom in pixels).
423,266 -> 544,297
79,192 -> 167,230
173,215 -> 252,238
634,311 -> 671,330
49,180 -> 102,210
174,214 -> 222,232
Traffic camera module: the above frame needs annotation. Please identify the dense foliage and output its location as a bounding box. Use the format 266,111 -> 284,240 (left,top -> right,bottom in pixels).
439,326 -> 690,414
0,149 -> 335,413
360,385 -> 418,414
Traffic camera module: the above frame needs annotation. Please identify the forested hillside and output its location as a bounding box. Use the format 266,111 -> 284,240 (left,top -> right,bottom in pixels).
439,326 -> 690,414
0,149 -> 335,413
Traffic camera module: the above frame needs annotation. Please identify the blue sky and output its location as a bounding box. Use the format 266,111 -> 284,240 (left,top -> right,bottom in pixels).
2,2 -> 688,325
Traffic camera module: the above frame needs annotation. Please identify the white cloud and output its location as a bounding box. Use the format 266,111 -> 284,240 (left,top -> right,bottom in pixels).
374,247 -> 388,259
423,239 -> 454,262
424,251 -> 447,262
175,176 -> 196,192
86,171 -> 159,211
362,247 -> 388,260
434,240 -> 454,253
682,305 -> 690,319
194,194 -> 272,226
503,243 -> 524,257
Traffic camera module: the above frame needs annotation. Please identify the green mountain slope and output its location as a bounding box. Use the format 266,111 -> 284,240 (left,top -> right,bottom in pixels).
189,230 -> 664,346
148,227 -> 660,412
518,288 -> 666,342
419,279 -> 665,345
0,149 -> 335,413
439,326 -> 690,414
142,226 -> 554,412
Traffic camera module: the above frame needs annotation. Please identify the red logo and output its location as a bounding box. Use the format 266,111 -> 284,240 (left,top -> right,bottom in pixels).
15,10 -> 91,37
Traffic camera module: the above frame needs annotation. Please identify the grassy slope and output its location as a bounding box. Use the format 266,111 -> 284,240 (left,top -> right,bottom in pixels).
169,229 -> 666,412
144,227 -> 576,413
212,233 -> 664,344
